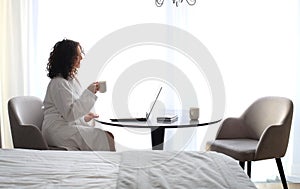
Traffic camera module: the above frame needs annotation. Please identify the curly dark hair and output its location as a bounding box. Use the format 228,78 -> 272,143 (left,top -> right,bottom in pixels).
46,39 -> 84,79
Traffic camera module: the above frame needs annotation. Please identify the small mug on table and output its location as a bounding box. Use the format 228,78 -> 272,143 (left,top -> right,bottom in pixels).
189,107 -> 199,120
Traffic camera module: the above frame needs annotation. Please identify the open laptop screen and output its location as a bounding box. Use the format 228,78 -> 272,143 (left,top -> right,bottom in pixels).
110,87 -> 162,122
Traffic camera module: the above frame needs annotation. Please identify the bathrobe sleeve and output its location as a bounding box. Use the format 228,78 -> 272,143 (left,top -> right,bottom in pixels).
51,78 -> 97,122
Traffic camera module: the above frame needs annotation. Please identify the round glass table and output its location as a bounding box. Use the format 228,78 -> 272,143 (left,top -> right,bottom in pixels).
95,110 -> 222,150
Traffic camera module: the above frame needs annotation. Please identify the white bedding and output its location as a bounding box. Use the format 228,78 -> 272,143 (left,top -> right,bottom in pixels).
0,149 -> 256,189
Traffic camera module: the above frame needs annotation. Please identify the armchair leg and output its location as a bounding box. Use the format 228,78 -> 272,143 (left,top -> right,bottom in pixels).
275,158 -> 288,189
247,161 -> 252,178
239,161 -> 245,169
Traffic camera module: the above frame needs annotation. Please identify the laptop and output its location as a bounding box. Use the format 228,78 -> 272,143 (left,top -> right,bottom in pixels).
110,87 -> 162,122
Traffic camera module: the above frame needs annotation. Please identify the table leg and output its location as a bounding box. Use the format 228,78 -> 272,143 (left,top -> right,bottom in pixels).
151,127 -> 165,150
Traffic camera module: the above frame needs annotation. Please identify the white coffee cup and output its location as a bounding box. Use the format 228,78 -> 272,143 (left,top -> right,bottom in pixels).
98,81 -> 106,93
189,107 -> 199,120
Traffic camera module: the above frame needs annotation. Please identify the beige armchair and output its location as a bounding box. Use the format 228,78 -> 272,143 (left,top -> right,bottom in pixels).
207,96 -> 293,189
8,96 -> 66,150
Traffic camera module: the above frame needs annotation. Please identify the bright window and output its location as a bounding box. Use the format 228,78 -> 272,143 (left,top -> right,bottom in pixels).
32,0 -> 299,182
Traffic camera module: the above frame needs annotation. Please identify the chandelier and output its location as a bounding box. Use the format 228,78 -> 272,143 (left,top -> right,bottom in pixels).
156,0 -> 196,7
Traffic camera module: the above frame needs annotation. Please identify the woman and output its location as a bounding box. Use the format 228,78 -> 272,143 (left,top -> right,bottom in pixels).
42,39 -> 115,151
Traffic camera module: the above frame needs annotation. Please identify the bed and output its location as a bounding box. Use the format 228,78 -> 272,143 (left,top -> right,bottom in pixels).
0,149 -> 257,188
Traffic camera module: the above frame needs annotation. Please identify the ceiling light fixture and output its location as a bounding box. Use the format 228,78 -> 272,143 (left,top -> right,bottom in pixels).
156,0 -> 196,7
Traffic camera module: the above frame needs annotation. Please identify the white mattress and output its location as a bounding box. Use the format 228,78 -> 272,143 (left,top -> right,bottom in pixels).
0,149 -> 256,188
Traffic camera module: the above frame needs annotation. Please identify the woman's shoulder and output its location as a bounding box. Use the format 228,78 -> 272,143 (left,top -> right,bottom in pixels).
49,77 -> 70,87
51,76 -> 67,82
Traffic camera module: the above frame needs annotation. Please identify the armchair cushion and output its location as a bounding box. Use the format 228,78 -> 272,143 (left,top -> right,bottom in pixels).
207,139 -> 258,161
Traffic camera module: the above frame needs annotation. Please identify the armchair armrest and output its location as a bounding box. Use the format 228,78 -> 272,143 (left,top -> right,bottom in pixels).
12,124 -> 49,150
255,123 -> 290,160
216,117 -> 249,139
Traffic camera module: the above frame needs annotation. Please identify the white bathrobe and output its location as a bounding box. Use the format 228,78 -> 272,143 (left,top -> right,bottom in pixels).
42,76 -> 110,151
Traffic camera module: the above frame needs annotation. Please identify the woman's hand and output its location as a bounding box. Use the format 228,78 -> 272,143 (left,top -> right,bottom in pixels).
84,112 -> 99,122
87,82 -> 99,94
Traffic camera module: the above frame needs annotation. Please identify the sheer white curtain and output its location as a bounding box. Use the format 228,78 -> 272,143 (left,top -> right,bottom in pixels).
0,0 -> 37,148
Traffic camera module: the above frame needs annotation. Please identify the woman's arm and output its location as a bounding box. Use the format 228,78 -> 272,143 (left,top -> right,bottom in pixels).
52,79 -> 98,122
